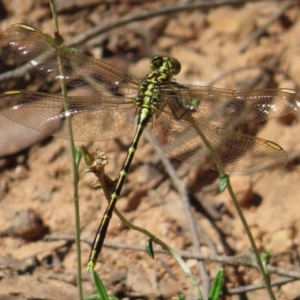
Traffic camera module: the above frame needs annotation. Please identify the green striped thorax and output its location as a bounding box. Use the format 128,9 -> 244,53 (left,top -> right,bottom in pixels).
135,56 -> 201,120
135,56 -> 181,111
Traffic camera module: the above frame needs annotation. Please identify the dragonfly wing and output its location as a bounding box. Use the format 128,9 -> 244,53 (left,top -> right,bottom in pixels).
5,24 -> 140,94
150,110 -> 287,172
0,90 -> 135,141
161,84 -> 300,123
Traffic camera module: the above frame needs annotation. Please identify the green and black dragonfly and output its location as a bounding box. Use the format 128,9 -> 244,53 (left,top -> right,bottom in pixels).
1,24 -> 298,270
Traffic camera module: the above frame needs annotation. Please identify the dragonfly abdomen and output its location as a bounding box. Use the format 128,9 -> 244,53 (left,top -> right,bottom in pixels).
87,56 -> 182,270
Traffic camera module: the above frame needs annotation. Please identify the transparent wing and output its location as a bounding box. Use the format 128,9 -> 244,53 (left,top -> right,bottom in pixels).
150,107 -> 287,173
0,90 -> 136,141
161,84 -> 300,123
3,23 -> 291,172
5,24 -> 140,94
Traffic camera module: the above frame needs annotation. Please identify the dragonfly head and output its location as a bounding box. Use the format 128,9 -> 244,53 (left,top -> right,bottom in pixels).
150,56 -> 181,75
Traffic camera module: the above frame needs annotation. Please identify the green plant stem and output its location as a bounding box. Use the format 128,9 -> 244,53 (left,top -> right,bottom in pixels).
49,1 -> 84,299
187,116 -> 276,300
114,207 -> 203,300
87,150 -> 203,300
105,208 -> 201,298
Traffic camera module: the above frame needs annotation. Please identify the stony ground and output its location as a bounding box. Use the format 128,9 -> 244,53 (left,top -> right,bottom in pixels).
0,1 -> 300,299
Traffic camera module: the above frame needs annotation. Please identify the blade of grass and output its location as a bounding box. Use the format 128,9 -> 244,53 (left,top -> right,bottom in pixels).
92,270 -> 110,300
208,268 -> 224,300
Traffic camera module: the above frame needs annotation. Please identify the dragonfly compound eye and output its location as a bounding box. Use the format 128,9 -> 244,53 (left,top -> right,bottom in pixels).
150,55 -> 163,70
150,56 -> 181,75
169,58 -> 181,75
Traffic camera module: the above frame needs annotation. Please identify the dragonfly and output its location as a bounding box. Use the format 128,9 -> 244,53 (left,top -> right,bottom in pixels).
1,23 -> 299,270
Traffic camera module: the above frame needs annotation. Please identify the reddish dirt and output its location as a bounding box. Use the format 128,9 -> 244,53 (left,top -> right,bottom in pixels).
1,1 -> 300,299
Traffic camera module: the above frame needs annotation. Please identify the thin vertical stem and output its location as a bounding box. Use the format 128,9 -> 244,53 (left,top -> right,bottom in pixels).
49,1 -> 83,299
187,116 -> 276,300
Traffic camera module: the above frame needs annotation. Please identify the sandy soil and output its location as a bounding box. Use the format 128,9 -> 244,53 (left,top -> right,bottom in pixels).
0,1 -> 300,299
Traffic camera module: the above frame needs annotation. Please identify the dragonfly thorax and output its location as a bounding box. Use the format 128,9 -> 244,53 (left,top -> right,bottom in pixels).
135,56 -> 181,111
150,56 -> 181,75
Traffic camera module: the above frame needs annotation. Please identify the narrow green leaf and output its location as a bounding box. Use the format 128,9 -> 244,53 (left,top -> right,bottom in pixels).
92,270 -> 110,300
84,294 -> 100,300
260,250 -> 272,273
81,145 -> 93,166
219,174 -> 228,192
74,146 -> 83,167
146,239 -> 154,259
208,268 -> 224,300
